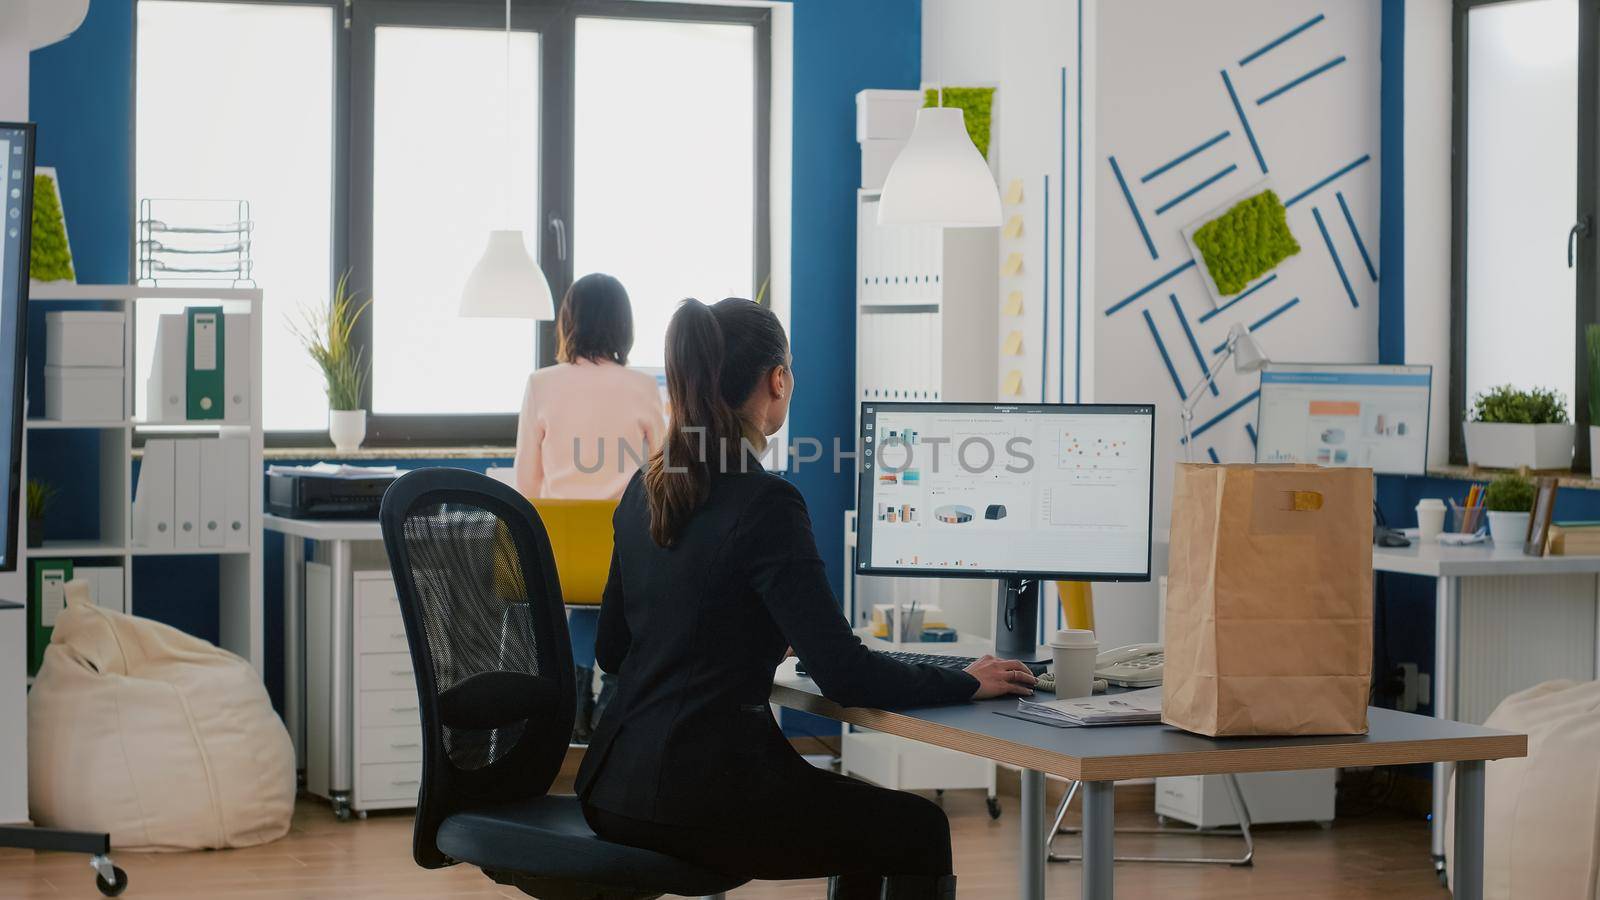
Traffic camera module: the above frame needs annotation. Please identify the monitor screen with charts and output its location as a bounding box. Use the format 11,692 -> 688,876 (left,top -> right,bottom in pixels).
0,124 -> 32,572
856,402 -> 1155,582
1254,363 -> 1432,476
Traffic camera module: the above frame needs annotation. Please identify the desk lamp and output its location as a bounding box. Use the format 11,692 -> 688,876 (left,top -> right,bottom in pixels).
1180,322 -> 1269,462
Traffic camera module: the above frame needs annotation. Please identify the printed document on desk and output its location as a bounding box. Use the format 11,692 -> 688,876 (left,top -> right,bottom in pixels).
1014,687 -> 1163,726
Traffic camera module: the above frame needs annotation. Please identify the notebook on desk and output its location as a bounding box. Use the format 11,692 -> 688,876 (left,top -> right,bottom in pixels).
1006,687 -> 1163,728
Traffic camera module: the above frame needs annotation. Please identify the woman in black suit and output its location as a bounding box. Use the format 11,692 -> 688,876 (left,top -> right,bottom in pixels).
575,297 -> 1036,899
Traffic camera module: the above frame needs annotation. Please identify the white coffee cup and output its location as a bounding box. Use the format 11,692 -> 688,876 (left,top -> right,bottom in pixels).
1417,498 -> 1446,544
1049,629 -> 1099,698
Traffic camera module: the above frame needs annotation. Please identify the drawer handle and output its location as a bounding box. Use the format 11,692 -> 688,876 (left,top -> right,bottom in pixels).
390,632 -> 407,640
389,741 -> 420,749
391,778 -> 420,786
389,668 -> 411,676
390,704 -> 418,713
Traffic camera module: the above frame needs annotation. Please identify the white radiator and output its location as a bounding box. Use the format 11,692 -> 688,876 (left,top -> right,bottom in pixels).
1456,574 -> 1598,724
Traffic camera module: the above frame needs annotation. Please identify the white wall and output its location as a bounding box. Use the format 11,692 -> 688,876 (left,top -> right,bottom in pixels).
1091,0 -> 1383,531
0,0 -> 28,121
1405,0 -> 1453,468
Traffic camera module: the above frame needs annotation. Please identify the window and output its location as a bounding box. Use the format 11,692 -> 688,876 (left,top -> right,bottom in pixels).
136,1 -> 335,431
137,0 -> 770,444
1451,0 -> 1597,464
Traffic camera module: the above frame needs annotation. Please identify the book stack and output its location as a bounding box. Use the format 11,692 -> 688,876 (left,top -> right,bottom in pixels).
1547,522 -> 1600,556
1014,687 -> 1164,727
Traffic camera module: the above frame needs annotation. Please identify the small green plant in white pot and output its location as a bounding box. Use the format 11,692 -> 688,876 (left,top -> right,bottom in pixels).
292,273 -> 371,453
1464,385 -> 1575,470
1587,324 -> 1600,478
1484,473 -> 1536,544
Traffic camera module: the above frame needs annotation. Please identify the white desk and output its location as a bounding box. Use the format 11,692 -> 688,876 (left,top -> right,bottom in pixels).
1373,540 -> 1600,871
265,514 -> 382,819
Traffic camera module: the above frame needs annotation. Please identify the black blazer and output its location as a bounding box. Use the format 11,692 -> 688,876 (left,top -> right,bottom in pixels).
574,461 -> 978,825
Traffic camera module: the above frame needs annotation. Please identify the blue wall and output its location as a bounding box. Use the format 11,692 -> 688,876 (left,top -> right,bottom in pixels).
788,0 -> 922,597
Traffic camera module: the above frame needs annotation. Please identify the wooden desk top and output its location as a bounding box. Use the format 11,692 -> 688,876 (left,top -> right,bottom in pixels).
771,662 -> 1526,782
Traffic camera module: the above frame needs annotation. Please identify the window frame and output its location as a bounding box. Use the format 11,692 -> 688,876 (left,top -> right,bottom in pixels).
1449,0 -> 1600,467
350,0 -> 771,446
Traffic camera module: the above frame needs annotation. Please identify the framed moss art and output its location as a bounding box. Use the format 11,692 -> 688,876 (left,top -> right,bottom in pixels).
30,167 -> 74,283
1182,185 -> 1299,302
923,87 -> 995,161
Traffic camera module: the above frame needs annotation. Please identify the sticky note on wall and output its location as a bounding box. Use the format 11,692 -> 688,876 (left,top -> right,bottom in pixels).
1002,370 -> 1024,396
1003,216 -> 1024,239
1002,331 -> 1024,356
1002,292 -> 1024,316
1002,253 -> 1024,276
1004,179 -> 1024,205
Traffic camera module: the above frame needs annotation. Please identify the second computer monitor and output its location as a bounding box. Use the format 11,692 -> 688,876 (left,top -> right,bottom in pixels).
857,401 -> 1155,582
1254,363 -> 1432,476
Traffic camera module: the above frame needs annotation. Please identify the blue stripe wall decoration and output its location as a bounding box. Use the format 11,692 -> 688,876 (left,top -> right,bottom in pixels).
1108,155 -> 1158,260
1142,309 -> 1188,401
1220,69 -> 1269,174
1042,173 -> 1050,401
1213,297 -> 1301,353
1285,154 -> 1372,208
1313,206 -> 1360,308
1207,447 -> 1221,464
1337,190 -> 1378,282
1183,389 -> 1262,443
1060,65 -> 1069,404
1256,55 -> 1347,105
1141,131 -> 1231,183
1199,272 -> 1277,324
1168,293 -> 1217,396
1106,259 -> 1196,317
1245,422 -> 1258,447
1239,12 -> 1326,66
1074,0 -> 1085,403
1154,163 -> 1237,215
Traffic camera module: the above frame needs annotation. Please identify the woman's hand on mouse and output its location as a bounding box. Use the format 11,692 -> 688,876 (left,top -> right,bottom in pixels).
964,655 -> 1038,699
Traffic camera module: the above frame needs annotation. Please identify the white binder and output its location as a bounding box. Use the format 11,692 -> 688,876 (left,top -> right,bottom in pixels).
198,439 -> 226,548
223,313 -> 250,423
77,566 -> 126,615
221,437 -> 250,549
147,314 -> 186,422
133,439 -> 176,549
174,439 -> 201,548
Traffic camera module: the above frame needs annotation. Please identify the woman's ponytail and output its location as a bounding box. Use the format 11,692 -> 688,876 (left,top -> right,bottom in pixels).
644,297 -> 789,547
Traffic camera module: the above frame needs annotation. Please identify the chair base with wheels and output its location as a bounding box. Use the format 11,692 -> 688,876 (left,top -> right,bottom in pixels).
1045,774 -> 1255,866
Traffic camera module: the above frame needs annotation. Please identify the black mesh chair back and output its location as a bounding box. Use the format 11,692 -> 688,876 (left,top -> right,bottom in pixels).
380,468 -> 575,868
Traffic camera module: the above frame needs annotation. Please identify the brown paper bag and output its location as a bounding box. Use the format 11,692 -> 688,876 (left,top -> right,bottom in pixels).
1162,463 -> 1373,736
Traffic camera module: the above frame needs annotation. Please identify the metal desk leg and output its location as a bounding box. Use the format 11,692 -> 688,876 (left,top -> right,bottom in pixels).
1020,769 -> 1046,900
328,540 -> 354,818
283,536 -> 305,770
1453,760 -> 1485,900
1081,781 -> 1114,900
1432,575 -> 1460,872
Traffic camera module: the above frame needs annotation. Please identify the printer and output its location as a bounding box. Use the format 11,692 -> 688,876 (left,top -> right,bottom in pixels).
266,463 -> 402,519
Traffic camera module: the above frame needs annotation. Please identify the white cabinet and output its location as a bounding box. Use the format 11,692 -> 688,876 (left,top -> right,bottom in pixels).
305,568 -> 424,816
1156,771 -> 1335,829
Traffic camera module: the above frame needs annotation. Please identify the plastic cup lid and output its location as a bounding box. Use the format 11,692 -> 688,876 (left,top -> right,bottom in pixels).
1417,498 -> 1446,510
1049,629 -> 1098,648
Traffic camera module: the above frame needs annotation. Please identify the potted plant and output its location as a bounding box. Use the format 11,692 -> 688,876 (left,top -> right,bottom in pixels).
1463,385 -> 1575,470
25,479 -> 54,548
1587,324 -> 1600,478
292,273 -> 371,453
1484,473 -> 1536,544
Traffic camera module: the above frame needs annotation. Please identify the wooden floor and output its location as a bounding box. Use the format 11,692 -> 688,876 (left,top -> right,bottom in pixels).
0,788 -> 1447,899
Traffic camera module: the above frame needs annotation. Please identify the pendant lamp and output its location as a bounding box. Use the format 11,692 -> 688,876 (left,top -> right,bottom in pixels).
460,0 -> 554,319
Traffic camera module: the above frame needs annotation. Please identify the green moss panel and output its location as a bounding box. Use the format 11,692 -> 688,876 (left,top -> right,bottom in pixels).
1192,189 -> 1299,296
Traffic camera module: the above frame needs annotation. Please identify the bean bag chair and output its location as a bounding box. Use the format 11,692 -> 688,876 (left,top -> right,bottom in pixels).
28,579 -> 295,851
1446,679 -> 1600,898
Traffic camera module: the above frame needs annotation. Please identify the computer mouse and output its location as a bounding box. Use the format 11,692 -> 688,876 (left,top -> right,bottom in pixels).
1378,531 -> 1411,548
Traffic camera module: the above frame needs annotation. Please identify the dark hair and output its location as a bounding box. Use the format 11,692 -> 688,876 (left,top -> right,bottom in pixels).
557,273 -> 634,365
644,297 -> 789,547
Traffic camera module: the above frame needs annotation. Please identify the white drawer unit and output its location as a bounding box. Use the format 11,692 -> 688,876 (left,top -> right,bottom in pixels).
1155,770 -> 1335,829
350,571 -> 426,814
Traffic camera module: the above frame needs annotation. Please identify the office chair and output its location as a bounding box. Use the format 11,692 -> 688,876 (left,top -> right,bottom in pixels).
379,468 -> 746,900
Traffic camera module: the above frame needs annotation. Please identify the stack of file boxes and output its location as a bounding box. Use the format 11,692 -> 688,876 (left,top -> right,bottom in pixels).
146,308 -> 251,423
43,311 -> 125,421
133,437 -> 251,549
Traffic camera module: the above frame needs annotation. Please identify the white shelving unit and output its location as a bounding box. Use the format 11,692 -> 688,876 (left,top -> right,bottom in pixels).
844,189 -> 1002,807
13,283 -> 265,671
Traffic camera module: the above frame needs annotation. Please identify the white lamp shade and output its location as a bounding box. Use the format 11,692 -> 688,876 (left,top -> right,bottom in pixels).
877,106 -> 1002,228
459,229 -> 554,319
1228,323 -> 1270,372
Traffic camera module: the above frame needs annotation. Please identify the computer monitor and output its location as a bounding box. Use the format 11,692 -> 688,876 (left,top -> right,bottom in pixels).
0,124 -> 35,573
1254,363 -> 1432,476
856,401 -> 1156,658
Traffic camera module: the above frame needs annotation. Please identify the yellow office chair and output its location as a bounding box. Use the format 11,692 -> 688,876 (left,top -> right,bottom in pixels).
1056,580 -> 1095,631
529,498 -> 618,606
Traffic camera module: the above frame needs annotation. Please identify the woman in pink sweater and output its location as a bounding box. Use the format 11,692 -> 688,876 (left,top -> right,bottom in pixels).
514,273 -> 664,740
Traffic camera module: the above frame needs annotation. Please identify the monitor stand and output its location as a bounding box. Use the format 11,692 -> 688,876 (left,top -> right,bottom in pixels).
994,577 -> 1043,661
